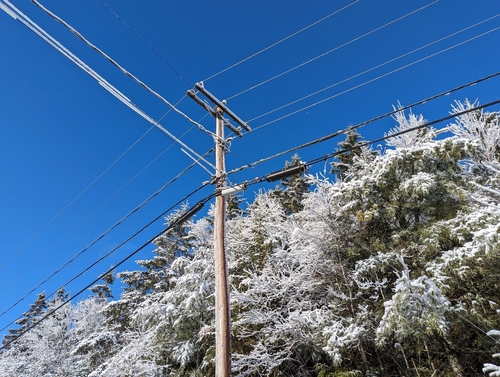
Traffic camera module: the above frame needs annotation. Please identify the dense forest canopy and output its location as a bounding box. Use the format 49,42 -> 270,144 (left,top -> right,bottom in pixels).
1,100 -> 500,376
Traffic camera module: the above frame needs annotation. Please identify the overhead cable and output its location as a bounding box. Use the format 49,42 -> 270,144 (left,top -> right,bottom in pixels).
0,153 -> 211,323
226,0 -> 439,100
31,0 -> 217,141
251,25 -> 500,131
248,13 -> 500,124
0,127 -> 154,271
304,99 -> 500,167
225,72 -> 500,176
0,0 -> 215,172
0,134 -> 195,295
97,0 -> 192,87
0,190 -> 214,350
202,0 -> 360,82
0,92 -> 185,277
3,99 -> 499,350
235,99 -> 500,188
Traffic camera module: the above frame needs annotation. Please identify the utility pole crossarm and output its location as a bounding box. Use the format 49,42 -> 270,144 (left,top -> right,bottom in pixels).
187,85 -> 249,138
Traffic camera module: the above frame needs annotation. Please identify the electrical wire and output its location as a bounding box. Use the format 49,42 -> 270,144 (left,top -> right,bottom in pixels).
307,99 -> 500,171
0,187 -> 215,350
202,0 -> 360,82
0,0 -> 214,172
0,2 -> 218,296
0,152 -> 211,323
225,71 -> 500,177
97,0 -> 192,88
250,24 -> 500,132
225,0 -> 439,101
305,100 -> 499,166
31,0 -> 218,141
3,99 -> 499,350
0,132 -> 189,295
0,93 -> 186,275
0,126 -> 154,270
247,13 -> 500,124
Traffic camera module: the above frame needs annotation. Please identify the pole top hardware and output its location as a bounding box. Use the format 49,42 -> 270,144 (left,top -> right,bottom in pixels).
187,89 -> 216,116
194,82 -> 251,133
187,88 -> 245,138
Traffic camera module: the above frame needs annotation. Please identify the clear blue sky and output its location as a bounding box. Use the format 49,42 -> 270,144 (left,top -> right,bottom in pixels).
1,0 -> 499,339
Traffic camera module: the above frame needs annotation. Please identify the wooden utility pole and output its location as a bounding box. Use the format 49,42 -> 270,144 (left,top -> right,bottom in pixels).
187,82 -> 250,377
214,107 -> 231,377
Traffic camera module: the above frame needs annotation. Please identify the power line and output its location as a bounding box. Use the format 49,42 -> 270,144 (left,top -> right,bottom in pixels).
305,99 -> 500,167
0,154 -> 210,324
247,13 -> 500,124
225,71 -> 500,177
0,0 -> 215,172
226,0 -> 439,101
0,188 -> 214,351
222,15 -> 500,175
237,98 -> 500,187
250,24 -> 500,132
31,0 -> 217,141
0,94 -> 186,274
97,0 -> 192,87
0,127 -> 154,270
0,132 -> 189,295
3,99 -> 499,350
202,0 -> 360,82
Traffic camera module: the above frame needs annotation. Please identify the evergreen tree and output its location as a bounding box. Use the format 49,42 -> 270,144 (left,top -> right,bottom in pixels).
271,154 -> 310,214
2,292 -> 47,348
89,270 -> 115,300
0,289 -> 78,377
3,101 -> 498,376
448,99 -> 500,162
226,193 -> 245,220
330,128 -> 369,181
384,103 -> 436,149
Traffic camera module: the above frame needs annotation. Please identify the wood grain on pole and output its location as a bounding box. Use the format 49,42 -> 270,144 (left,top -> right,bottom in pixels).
214,108 -> 231,377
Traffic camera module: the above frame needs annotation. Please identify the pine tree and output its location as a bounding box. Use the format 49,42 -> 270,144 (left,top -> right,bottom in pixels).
271,154 -> 310,214
0,289 -> 79,376
330,128 -> 366,181
226,193 -> 245,220
2,292 -> 47,348
89,270 -> 115,300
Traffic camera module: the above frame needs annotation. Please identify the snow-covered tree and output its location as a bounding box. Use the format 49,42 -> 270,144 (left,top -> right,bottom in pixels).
2,292 -> 47,349
385,102 -> 436,149
330,128 -> 376,181
448,99 -> 500,162
271,154 -> 310,214
484,330 -> 500,377
3,101 -> 499,376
